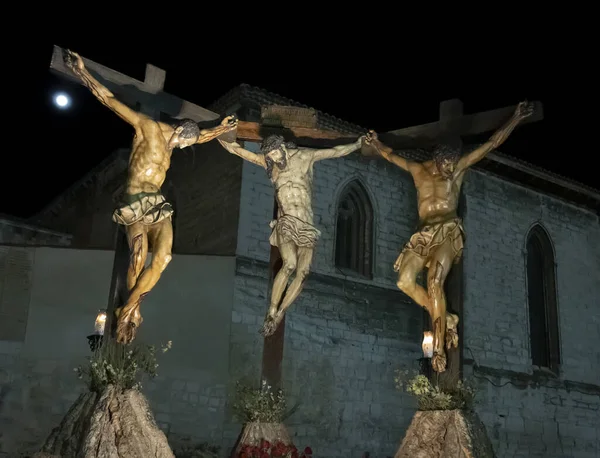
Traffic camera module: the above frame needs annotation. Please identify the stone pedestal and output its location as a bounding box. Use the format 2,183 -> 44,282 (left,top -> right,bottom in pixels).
231,422 -> 293,457
395,409 -> 495,458
36,385 -> 174,458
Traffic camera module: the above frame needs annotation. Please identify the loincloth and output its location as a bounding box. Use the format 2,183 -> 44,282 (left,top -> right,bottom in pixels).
112,191 -> 173,226
394,218 -> 464,271
269,214 -> 321,248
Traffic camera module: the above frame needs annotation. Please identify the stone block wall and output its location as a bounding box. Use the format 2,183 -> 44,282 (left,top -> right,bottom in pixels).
463,169 -> 600,458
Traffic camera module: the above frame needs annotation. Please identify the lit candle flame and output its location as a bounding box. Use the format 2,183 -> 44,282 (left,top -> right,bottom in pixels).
422,331 -> 433,358
94,310 -> 107,335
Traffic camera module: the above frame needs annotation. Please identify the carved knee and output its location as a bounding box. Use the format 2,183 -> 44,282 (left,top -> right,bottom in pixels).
282,260 -> 296,275
397,274 -> 414,294
297,267 -> 310,281
160,254 -> 172,272
152,253 -> 172,273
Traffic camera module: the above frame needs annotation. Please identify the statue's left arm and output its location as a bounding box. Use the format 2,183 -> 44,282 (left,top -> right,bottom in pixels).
195,115 -> 238,144
455,101 -> 535,174
311,136 -> 365,161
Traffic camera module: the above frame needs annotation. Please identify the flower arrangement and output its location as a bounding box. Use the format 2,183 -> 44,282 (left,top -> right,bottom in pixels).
235,440 -> 313,458
232,379 -> 287,423
394,370 -> 476,411
75,337 -> 172,392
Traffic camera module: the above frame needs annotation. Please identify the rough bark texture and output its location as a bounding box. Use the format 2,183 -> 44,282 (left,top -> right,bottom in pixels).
231,422 -> 292,456
395,410 -> 495,458
35,385 -> 174,458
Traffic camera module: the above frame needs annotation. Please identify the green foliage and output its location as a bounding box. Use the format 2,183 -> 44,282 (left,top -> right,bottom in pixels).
231,379 -> 287,423
75,338 -> 172,392
394,369 -> 476,411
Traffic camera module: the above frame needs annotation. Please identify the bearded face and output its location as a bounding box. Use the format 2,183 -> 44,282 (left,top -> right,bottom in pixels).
265,146 -> 288,178
433,145 -> 460,179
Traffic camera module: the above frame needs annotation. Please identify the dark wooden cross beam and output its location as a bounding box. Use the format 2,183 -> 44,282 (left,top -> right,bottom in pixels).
103,228 -> 130,338
379,98 -> 544,151
379,99 -> 544,388
232,120 -> 362,148
48,45 -> 219,122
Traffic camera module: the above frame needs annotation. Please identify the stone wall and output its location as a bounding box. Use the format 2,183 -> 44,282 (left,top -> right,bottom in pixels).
0,218 -> 71,247
228,144 -> 599,457
0,248 -> 237,457
165,140 -> 242,255
0,247 -> 114,456
2,136 -> 598,457
31,150 -> 129,250
462,169 -> 600,458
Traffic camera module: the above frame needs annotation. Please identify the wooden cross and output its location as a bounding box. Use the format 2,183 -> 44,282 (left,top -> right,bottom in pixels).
48,46 -> 227,338
379,98 -> 544,151
234,106 -> 365,388
231,120 -> 361,148
49,45 -> 218,122
381,99 -> 544,388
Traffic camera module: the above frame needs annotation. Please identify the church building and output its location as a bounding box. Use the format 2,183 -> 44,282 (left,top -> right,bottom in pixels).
0,48 -> 598,457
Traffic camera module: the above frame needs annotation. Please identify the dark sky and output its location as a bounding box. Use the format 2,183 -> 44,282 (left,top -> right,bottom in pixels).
5,40 -> 593,219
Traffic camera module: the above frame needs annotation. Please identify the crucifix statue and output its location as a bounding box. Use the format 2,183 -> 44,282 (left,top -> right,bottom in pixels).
63,50 -> 237,344
366,100 -> 535,372
219,132 -> 366,337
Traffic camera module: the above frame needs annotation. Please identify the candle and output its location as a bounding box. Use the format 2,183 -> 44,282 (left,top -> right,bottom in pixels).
94,310 -> 107,335
422,331 -> 433,358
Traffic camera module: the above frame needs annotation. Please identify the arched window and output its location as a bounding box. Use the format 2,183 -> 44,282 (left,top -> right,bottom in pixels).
526,224 -> 560,374
334,180 -> 374,278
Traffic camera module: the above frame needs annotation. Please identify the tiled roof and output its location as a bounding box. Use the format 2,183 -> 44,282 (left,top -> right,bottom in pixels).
491,150 -> 599,196
209,83 -> 366,135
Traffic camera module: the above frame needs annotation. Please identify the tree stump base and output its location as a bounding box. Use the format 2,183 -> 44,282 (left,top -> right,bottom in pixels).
231,422 -> 292,457
36,385 -> 174,458
395,409 -> 495,458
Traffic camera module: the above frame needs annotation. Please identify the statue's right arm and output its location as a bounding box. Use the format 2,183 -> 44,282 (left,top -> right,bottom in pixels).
67,52 -> 144,127
217,139 -> 267,168
373,140 -> 414,173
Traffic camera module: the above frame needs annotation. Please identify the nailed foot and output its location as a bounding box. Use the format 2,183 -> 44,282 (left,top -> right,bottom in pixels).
432,351 -> 447,373
115,306 -> 143,344
260,313 -> 282,337
446,312 -> 459,349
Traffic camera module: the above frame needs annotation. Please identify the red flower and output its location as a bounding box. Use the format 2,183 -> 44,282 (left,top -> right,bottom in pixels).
261,439 -> 271,450
304,446 -> 313,455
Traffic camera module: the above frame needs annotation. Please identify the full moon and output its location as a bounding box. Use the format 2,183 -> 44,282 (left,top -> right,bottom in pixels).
54,93 -> 70,108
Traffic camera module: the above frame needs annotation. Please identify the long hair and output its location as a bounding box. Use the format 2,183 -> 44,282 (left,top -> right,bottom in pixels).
175,119 -> 200,139
261,135 -> 296,178
432,143 -> 461,170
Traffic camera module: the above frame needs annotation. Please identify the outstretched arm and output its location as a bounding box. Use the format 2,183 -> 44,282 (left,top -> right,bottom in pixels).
365,130 -> 415,173
311,136 -> 364,161
64,50 -> 144,127
456,101 -> 535,174
217,139 -> 267,168
196,115 -> 238,144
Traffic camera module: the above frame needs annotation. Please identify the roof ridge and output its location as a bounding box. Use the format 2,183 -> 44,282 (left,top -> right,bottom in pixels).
493,150 -> 599,196
209,83 -> 367,135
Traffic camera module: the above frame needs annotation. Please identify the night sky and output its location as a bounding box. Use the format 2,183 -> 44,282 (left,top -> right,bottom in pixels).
6,41 -> 592,219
